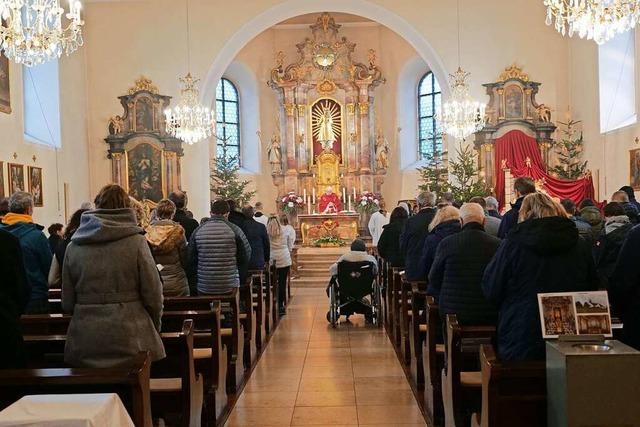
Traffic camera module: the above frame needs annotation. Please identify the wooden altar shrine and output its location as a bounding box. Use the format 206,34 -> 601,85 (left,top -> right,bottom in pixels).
267,12 -> 388,213
104,77 -> 184,203
299,213 -> 360,246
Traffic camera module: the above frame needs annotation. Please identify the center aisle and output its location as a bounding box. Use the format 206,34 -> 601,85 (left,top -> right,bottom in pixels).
225,288 -> 426,426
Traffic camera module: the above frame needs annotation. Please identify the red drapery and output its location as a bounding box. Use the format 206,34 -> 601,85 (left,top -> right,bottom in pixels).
494,130 -> 597,209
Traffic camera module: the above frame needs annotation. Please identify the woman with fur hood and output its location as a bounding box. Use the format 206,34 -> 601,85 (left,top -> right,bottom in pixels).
146,199 -> 189,297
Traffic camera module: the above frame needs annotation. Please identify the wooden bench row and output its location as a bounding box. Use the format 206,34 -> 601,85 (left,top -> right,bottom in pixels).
11,262 -> 288,426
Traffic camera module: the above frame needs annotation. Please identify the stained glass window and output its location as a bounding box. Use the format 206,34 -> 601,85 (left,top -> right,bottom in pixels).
215,78 -> 240,165
418,72 -> 442,159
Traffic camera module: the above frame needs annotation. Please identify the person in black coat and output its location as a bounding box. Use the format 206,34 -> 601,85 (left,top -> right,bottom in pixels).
593,202 -> 633,292
619,185 -> 640,213
241,205 -> 270,271
611,190 -> 639,224
497,176 -> 536,238
227,199 -> 248,233
377,206 -> 408,268
399,191 -> 437,281
429,203 -> 500,326
417,206 -> 461,282
169,190 -> 199,241
482,193 -> 598,361
610,225 -> 640,350
47,223 -> 63,253
0,229 -> 30,369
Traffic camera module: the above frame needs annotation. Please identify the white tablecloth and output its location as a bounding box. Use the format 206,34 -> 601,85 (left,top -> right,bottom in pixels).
0,393 -> 134,427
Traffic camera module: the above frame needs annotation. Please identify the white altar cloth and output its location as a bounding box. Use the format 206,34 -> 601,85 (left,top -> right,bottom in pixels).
0,393 -> 134,427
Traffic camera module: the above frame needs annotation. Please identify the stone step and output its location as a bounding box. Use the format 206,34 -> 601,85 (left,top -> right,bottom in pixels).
297,255 -> 339,262
291,277 -> 331,288
297,259 -> 336,266
297,267 -> 332,277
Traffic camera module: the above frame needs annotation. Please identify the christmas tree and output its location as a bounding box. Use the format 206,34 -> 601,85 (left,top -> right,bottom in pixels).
448,141 -> 489,202
418,134 -> 450,195
549,120 -> 588,180
210,134 -> 255,206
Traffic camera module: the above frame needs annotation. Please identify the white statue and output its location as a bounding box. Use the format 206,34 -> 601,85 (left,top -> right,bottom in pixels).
318,106 -> 335,148
267,133 -> 282,174
375,130 -> 389,170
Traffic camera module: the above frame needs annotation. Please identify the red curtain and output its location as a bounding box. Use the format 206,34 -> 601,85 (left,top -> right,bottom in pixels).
494,130 -> 597,209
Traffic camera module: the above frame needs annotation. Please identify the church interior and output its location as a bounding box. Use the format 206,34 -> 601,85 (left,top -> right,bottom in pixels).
2,0 -> 640,426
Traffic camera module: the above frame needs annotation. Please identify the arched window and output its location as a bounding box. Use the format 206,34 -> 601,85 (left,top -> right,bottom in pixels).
418,71 -> 442,159
23,61 -> 62,147
215,78 -> 240,165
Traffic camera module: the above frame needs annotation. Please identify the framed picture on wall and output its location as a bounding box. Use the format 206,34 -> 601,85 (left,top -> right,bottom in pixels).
630,148 -> 640,190
8,163 -> 24,194
0,161 -> 4,198
28,166 -> 43,207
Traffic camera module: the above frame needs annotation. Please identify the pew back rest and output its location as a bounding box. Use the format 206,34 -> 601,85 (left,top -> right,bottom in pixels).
477,344 -> 547,427
21,314 -> 71,335
425,296 -> 443,382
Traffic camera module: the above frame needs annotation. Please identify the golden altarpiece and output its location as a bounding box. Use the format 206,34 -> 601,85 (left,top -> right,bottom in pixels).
104,77 -> 184,204
267,13 -> 387,244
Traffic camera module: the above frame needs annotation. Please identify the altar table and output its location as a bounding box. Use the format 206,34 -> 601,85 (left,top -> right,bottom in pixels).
0,393 -> 134,427
299,212 -> 360,246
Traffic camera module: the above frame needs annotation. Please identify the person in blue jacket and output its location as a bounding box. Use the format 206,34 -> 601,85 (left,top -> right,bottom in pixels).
0,192 -> 52,314
482,192 -> 598,361
497,176 -> 536,238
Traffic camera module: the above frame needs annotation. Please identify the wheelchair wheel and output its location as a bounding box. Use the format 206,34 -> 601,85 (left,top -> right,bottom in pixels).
327,283 -> 339,327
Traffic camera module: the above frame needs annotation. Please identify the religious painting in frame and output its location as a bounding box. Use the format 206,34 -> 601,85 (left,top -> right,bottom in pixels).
630,148 -> 640,190
504,84 -> 524,119
28,166 -> 43,207
0,161 -> 4,198
134,97 -> 155,132
0,46 -> 10,114
125,141 -> 165,202
8,163 -> 24,194
310,98 -> 344,164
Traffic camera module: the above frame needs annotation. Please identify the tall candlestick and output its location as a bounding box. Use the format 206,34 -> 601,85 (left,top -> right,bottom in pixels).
312,188 -> 316,204
307,195 -> 311,215
353,187 -> 357,200
303,188 -> 307,200
343,187 -> 346,204
348,195 -> 352,212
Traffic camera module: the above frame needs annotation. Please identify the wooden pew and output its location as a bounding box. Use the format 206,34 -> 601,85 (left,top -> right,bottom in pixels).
423,296 -> 445,427
269,261 -> 280,326
151,319 -> 203,427
443,314 -> 496,427
238,279 -> 255,370
164,291 -> 243,395
48,289 -> 61,299
389,268 -> 403,349
410,281 -> 428,389
21,314 -> 71,335
248,269 -> 265,351
471,345 -> 546,427
399,274 -> 413,365
0,351 -> 152,427
162,304 -> 223,426
263,263 -> 274,336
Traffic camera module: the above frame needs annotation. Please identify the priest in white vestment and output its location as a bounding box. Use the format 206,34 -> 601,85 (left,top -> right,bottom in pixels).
368,201 -> 389,246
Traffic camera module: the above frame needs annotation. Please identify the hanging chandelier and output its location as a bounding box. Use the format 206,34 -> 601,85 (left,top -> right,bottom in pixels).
0,0 -> 84,67
438,67 -> 486,140
544,0 -> 640,44
164,73 -> 214,145
436,0 -> 486,140
164,0 -> 213,144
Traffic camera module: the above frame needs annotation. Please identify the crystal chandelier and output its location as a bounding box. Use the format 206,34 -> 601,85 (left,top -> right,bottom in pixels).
164,0 -> 214,144
0,0 -> 84,67
164,73 -> 215,145
544,0 -> 640,44
438,67 -> 486,140
436,0 -> 486,140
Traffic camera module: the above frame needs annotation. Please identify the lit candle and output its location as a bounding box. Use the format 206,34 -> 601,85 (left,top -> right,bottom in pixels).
312,188 -> 316,204
303,188 -> 307,200
307,196 -> 311,215
343,187 -> 346,203
348,195 -> 352,212
353,187 -> 357,200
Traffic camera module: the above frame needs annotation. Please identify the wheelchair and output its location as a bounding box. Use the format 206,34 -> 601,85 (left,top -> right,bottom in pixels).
326,260 -> 382,328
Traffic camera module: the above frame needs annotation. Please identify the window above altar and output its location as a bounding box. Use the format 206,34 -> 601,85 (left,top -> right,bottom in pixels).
599,29 -> 636,134
418,71 -> 442,159
216,78 -> 241,166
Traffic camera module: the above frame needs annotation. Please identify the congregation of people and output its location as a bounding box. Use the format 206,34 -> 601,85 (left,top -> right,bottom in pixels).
0,184 -> 295,370
372,177 -> 640,361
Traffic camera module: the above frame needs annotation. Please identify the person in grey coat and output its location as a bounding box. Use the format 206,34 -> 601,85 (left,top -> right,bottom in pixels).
146,199 -> 189,297
188,199 -> 252,295
62,184 -> 165,368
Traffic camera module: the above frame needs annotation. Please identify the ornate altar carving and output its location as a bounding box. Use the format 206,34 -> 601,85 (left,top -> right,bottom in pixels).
267,12 -> 386,201
104,76 -> 183,202
299,214 -> 359,246
474,64 -> 557,189
315,151 -> 341,194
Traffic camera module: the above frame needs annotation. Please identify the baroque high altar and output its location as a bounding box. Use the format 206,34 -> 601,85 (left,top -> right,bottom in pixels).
267,13 -> 387,207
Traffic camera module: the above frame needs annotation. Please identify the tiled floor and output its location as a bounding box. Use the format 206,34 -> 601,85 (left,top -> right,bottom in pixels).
225,288 -> 426,426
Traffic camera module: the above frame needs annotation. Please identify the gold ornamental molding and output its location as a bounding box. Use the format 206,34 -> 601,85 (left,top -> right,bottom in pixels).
284,103 -> 295,116
128,76 -> 159,95
346,103 -> 355,115
316,78 -> 336,95
297,104 -> 306,115
498,64 -> 530,83
358,102 -> 369,114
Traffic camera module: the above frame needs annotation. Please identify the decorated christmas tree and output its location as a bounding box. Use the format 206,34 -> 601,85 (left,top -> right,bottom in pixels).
417,134 -> 450,195
448,141 -> 488,202
210,134 -> 255,206
549,120 -> 588,180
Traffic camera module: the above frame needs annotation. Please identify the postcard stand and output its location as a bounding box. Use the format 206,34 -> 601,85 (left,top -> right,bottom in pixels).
546,338 -> 640,427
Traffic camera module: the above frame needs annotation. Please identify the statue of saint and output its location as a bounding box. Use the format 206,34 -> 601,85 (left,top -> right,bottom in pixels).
318,186 -> 342,214
267,133 -> 282,174
375,131 -> 389,170
317,106 -> 335,148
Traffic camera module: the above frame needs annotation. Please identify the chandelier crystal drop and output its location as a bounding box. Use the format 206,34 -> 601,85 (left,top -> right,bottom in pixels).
0,0 -> 84,67
437,67 -> 486,140
164,73 -> 215,145
544,0 -> 640,45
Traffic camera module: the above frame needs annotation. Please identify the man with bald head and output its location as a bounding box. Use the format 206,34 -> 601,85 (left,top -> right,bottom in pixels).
428,202 -> 500,326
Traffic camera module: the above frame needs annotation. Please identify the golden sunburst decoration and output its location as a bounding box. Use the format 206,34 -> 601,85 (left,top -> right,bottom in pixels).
312,99 -> 342,150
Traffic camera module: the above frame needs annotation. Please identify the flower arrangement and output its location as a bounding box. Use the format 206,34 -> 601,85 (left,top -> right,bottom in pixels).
280,191 -> 305,214
313,236 -> 346,247
356,191 -> 382,214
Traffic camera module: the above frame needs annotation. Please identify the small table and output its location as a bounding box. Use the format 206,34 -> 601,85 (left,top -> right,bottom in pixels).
0,393 -> 134,427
